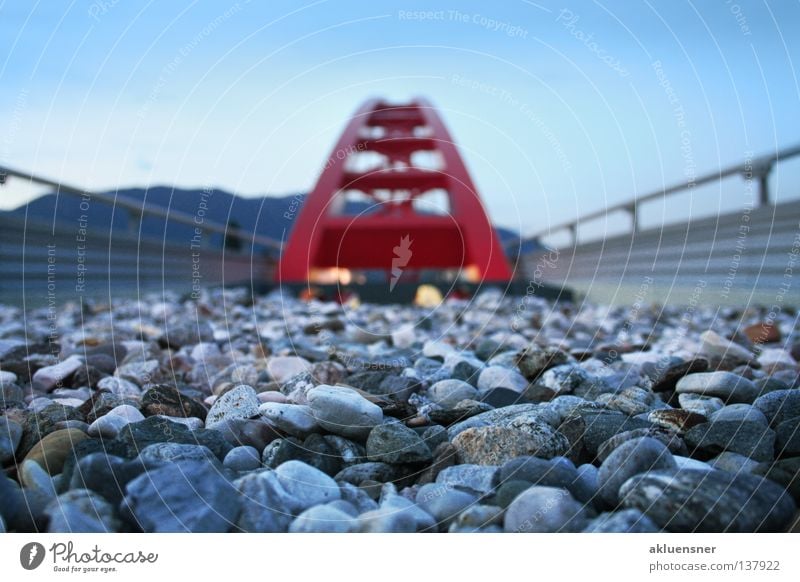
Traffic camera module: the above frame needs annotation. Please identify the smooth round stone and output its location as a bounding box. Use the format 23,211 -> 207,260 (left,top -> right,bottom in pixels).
267,356 -> 312,383
504,486 -> 590,532
428,379 -> 477,408
259,403 -> 319,438
274,460 -> 341,511
289,504 -> 357,533
356,506 -> 418,533
19,460 -> 58,498
366,422 -> 432,464
123,460 -> 240,532
223,446 -> 262,471
497,456 -> 577,490
421,425 -> 448,452
205,384 -> 260,430
477,366 -> 528,394
673,456 -> 713,471
620,468 -> 797,532
775,418 -> 800,457
699,330 -> 753,362
115,359 -> 162,386
0,416 -> 22,464
138,443 -> 217,464
152,415 -> 203,430
684,421 -> 775,462
539,364 -> 593,394
710,404 -> 768,425
708,452 -> 761,474
96,376 -> 141,398
88,405 -> 145,438
257,391 -> 288,404
379,494 -> 437,531
753,390 -> 800,427
675,372 -> 759,404
598,437 -> 677,506
646,409 -> 706,435
449,504 -> 504,532
0,370 -> 18,385
516,346 -> 572,380
45,489 -> 120,533
678,393 -> 725,416
23,428 -> 89,475
32,355 -> 84,391
334,462 -> 397,485
436,464 -> 499,495
140,385 -> 207,420
494,480 -> 533,508
452,425 -> 569,465
233,471 -> 294,532
583,508 -> 659,533
416,483 -> 478,527
306,385 -> 383,440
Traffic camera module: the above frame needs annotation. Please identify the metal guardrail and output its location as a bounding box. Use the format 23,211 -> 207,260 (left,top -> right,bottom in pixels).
0,165 -> 283,251
530,143 -> 800,244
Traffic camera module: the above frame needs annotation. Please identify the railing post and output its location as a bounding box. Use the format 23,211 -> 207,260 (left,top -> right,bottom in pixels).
627,203 -> 638,234
751,160 -> 773,207
567,223 -> 577,246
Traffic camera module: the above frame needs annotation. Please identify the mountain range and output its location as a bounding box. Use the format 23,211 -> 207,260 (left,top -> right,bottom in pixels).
2,187 -> 541,256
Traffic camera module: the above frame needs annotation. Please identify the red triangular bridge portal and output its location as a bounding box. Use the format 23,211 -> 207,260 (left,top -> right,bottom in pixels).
277,98 -> 512,286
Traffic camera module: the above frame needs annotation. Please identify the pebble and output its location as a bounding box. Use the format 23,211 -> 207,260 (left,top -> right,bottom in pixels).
140,384 -> 207,420
452,425 -> 569,465
436,464 -> 499,495
504,486 -> 590,533
583,508 -> 659,533
710,404 -> 768,425
45,489 -> 120,533
137,442 -> 217,464
427,379 -> 477,408
366,422 -> 432,464
290,504 -> 357,533
32,355 -> 84,391
678,393 -> 725,417
477,366 -> 528,394
540,364 -> 594,394
87,405 -> 145,438
258,402 -> 319,437
684,421 -> 776,462
699,330 -> 753,362
96,376 -> 142,398
416,483 -> 478,527
274,460 -> 341,511
223,446 -> 262,471
267,356 -> 312,383
675,371 -> 759,403
306,385 -> 383,439
753,390 -> 800,427
708,451 -> 761,474
0,416 -> 22,463
23,428 -> 89,476
233,471 -> 294,532
620,468 -> 796,532
598,437 -> 676,506
123,459 -> 240,532
205,384 -> 260,429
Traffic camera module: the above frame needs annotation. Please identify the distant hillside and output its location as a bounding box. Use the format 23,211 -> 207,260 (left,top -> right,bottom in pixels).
3,187 -> 540,257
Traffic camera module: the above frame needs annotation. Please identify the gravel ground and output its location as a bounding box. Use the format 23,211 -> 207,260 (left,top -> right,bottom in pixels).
1,287 -> 798,533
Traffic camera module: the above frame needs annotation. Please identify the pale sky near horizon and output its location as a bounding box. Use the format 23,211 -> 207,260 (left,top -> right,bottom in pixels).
1,0 -> 799,240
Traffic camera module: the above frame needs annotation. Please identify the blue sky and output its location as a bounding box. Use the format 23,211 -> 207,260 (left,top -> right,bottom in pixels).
1,0 -> 799,239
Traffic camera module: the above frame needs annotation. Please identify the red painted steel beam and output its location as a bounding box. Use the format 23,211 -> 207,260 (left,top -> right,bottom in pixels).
276,98 -> 512,284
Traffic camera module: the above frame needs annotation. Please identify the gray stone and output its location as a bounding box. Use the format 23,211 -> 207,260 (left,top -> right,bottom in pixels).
708,451 -> 761,474
205,385 -> 260,430
710,404 -> 768,425
620,468 -> 796,532
289,504 -> 357,533
775,417 -> 800,457
477,366 -> 528,394
685,421 -> 775,462
274,460 -> 341,511
753,390 -> 800,427
366,422 -> 432,464
583,509 -> 659,533
233,470 -> 294,532
334,462 -> 397,485
379,494 -> 437,531
88,405 -> 145,438
258,402 -> 319,438
448,504 -> 504,533
32,355 -> 83,391
307,385 -> 383,439
436,464 -> 499,495
416,483 -> 478,527
452,424 -> 569,465
504,486 -> 590,532
137,442 -> 217,464
356,506 -> 418,532
428,379 -> 477,408
123,460 -> 240,532
540,364 -> 595,394
675,372 -> 759,403
223,446 -> 262,472
678,393 -> 725,417
0,416 -> 22,464
598,437 -> 677,506
46,489 -> 120,533
96,377 -> 142,398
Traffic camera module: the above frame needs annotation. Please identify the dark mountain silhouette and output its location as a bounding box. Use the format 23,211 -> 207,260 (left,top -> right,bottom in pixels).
2,187 -> 539,257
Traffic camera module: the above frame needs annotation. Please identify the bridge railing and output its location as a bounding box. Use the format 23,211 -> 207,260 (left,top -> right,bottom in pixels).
529,143 -> 800,245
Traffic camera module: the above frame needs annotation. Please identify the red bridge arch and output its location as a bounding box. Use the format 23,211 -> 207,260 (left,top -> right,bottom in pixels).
277,98 -> 512,285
